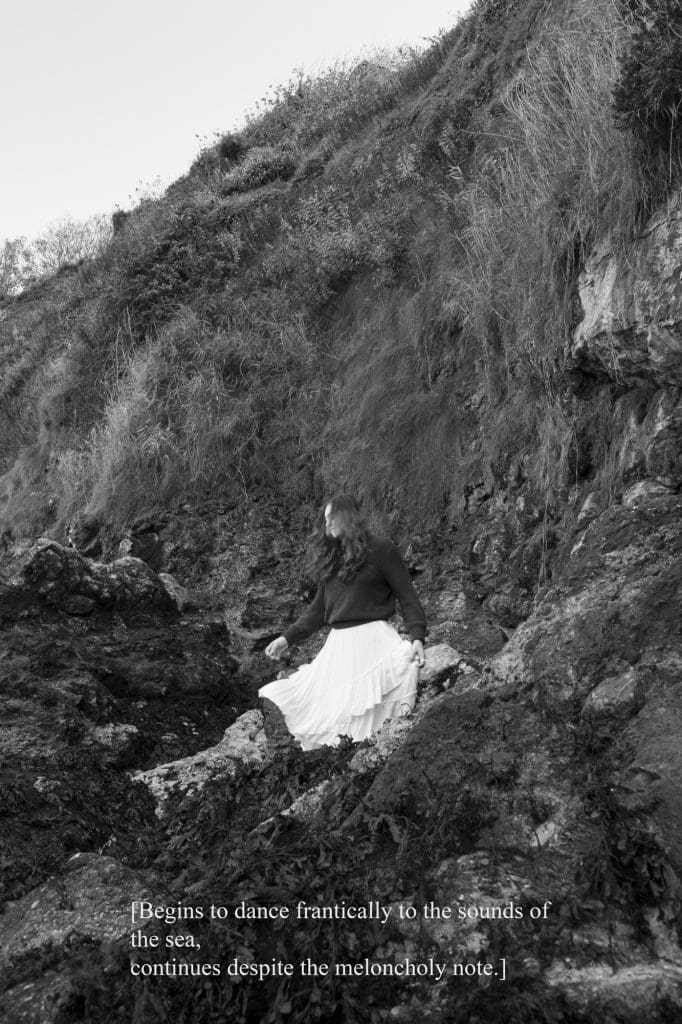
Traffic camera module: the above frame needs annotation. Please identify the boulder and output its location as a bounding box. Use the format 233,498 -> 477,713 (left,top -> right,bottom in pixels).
418,642 -> 469,688
89,723 -> 141,766
6,540 -> 178,619
491,493 -> 681,713
0,853 -> 165,1024
133,709 -> 268,816
0,851 -> 161,975
581,667 -> 644,727
428,591 -> 509,653
545,962 -> 682,1019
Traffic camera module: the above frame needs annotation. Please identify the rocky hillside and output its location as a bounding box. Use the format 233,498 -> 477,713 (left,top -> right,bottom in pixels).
0,0 -> 681,1020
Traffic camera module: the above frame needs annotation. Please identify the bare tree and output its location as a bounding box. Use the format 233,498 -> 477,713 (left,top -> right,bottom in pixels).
0,214 -> 114,296
30,213 -> 112,276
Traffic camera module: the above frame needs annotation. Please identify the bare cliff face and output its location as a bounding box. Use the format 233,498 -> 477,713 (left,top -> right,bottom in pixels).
1,192 -> 681,1022
571,198 -> 682,392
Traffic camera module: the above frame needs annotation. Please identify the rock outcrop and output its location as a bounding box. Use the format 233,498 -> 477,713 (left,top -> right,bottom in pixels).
0,538 -> 244,918
571,192 -> 682,389
133,709 -> 269,817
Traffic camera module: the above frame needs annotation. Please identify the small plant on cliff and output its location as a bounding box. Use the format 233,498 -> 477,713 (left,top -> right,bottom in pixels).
580,764 -> 682,937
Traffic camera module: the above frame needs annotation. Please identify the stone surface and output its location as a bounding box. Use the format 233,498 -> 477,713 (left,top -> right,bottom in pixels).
118,530 -> 165,570
492,493 -> 681,712
350,682 -> 578,862
622,478 -> 675,507
133,709 -> 269,816
571,194 -> 682,388
0,853 -> 165,1024
158,571 -> 195,612
0,852 -> 160,974
394,852 -> 534,956
0,535 -> 244,922
89,723 -> 141,766
600,391 -> 682,492
427,590 -> 508,653
613,662 -> 682,870
581,667 -> 643,725
348,708 -> 429,776
0,477 -> 680,1024
576,491 -> 603,529
280,779 -> 334,822
545,962 -> 682,1018
0,971 -> 76,1024
13,541 -> 178,617
418,642 -> 467,688
490,492 -> 682,873
260,695 -> 301,755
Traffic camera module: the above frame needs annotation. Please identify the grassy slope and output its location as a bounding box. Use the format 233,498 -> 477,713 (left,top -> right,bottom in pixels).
0,0 -> 674,544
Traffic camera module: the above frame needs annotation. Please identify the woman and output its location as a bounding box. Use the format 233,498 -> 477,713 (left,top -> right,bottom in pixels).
259,494 -> 427,751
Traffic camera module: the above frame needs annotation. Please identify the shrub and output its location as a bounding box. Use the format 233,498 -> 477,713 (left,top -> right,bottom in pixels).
613,0 -> 682,181
221,143 -> 299,194
217,132 -> 245,162
417,95 -> 476,173
260,184 -> 411,312
106,193 -> 246,340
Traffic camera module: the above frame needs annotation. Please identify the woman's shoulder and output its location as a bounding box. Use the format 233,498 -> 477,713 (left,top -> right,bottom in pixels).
366,534 -> 399,560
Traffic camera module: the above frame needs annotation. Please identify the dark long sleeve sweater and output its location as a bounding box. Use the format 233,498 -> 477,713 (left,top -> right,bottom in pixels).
283,535 -> 427,646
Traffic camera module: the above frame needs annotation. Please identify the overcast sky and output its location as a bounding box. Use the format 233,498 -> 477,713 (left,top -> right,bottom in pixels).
1,0 -> 471,242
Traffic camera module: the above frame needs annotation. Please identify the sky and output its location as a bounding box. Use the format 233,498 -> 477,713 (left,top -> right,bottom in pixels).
1,0 -> 471,243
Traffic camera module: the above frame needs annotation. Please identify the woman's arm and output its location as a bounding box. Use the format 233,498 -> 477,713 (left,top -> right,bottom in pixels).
281,582 -> 326,646
380,543 -> 427,643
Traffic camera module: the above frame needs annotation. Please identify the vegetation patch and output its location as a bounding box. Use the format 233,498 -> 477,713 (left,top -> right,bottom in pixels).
613,0 -> 682,186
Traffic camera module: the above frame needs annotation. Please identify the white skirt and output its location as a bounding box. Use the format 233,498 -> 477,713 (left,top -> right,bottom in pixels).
258,620 -> 419,751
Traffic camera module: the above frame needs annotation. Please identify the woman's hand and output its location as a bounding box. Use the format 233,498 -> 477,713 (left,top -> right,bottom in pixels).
410,640 -> 425,668
265,636 -> 290,660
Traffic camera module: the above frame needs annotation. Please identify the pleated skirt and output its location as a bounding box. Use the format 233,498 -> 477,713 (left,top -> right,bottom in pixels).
258,620 -> 419,751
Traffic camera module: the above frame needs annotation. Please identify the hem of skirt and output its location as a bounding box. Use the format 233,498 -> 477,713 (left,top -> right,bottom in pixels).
334,653 -> 416,717
291,689 -> 418,750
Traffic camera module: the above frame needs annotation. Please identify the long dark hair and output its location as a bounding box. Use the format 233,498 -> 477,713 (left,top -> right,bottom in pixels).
304,494 -> 369,583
